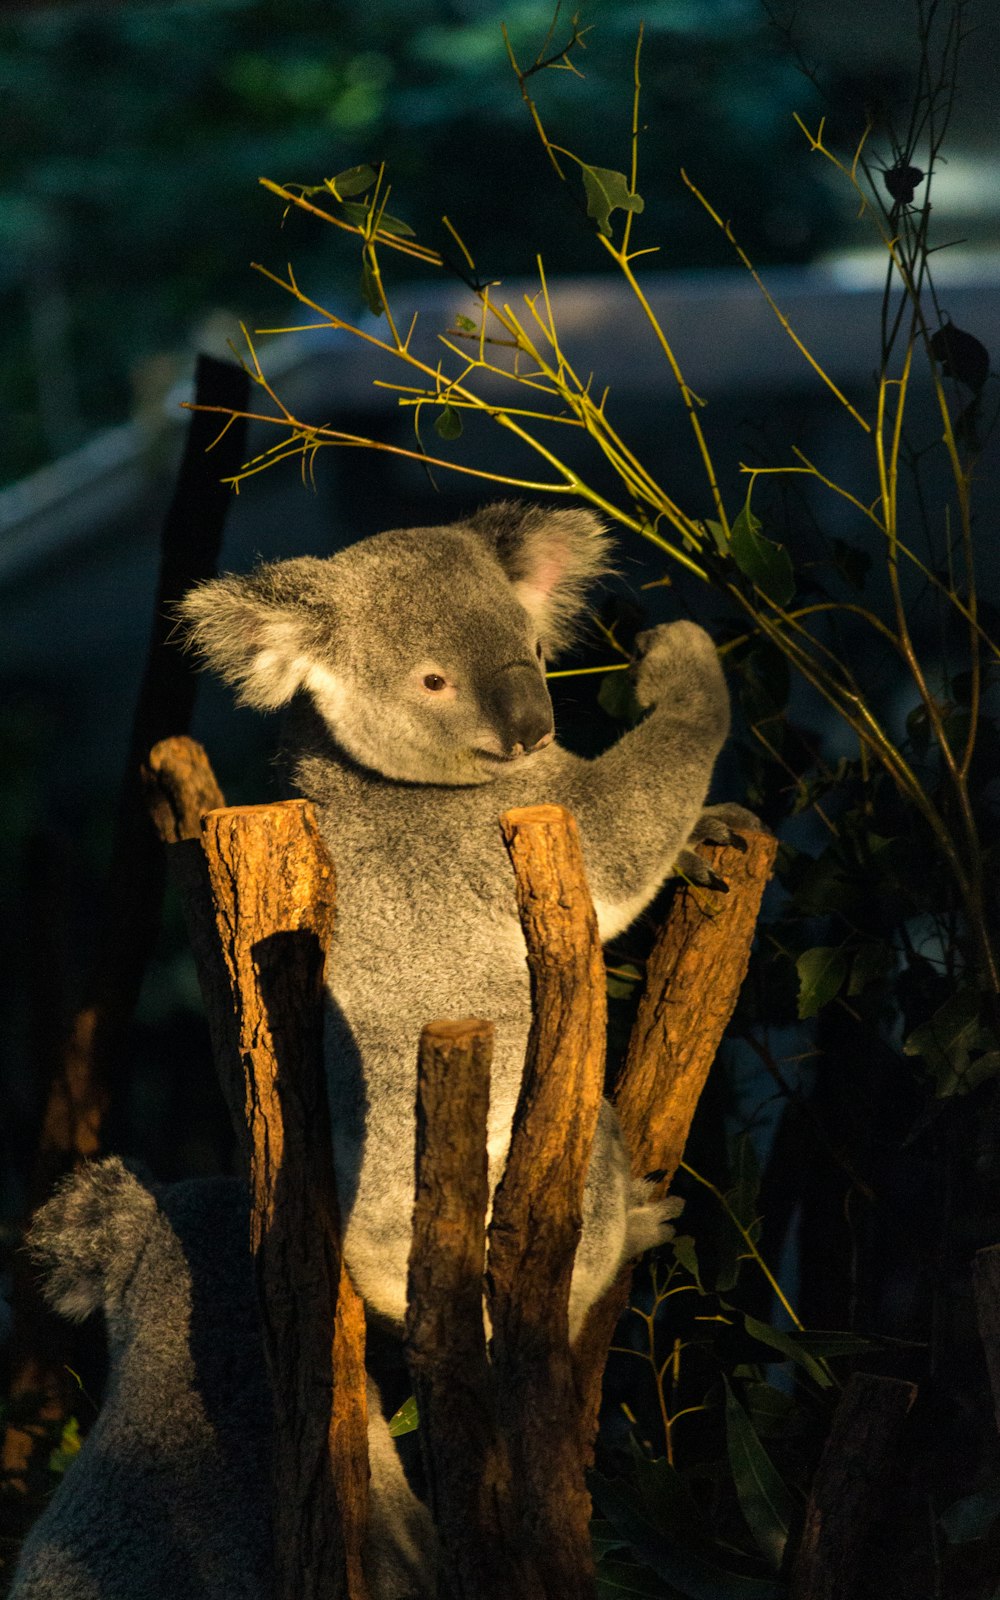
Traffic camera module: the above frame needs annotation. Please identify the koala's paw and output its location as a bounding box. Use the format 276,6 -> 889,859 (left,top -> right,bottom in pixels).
624,1179 -> 685,1260
674,847 -> 730,893
674,804 -> 766,891
688,801 -> 765,848
631,621 -> 725,714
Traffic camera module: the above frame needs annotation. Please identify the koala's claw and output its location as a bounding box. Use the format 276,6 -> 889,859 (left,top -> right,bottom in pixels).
689,802 -> 764,849
674,847 -> 730,892
625,1180 -> 685,1258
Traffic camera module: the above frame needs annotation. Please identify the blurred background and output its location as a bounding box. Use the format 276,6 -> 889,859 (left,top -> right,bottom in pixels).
1,1 -> 999,1590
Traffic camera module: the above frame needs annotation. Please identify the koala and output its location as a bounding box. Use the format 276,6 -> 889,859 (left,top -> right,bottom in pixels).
10,1160 -> 275,1600
11,1160 -> 433,1600
179,499 -> 745,1342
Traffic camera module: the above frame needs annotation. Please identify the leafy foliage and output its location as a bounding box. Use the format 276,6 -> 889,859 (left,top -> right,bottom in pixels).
0,0 -> 834,485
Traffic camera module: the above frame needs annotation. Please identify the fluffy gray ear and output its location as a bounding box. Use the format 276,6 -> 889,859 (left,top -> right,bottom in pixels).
177,557 -> 333,711
466,501 -> 615,658
27,1159 -> 158,1323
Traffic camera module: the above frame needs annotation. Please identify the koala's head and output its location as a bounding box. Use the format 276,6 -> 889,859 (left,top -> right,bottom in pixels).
28,1158 -> 161,1329
178,501 -> 613,785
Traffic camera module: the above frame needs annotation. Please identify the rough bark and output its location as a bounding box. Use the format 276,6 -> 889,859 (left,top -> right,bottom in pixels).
573,829 -> 777,1436
197,802 -> 369,1600
143,760 -> 368,1600
973,1244 -> 1000,1435
1,356 -> 248,1501
789,1373 -> 917,1600
406,1021 -> 534,1600
487,803 -> 606,1600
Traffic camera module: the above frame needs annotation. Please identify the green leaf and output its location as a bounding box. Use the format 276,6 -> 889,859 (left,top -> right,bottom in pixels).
592,1519 -> 630,1560
595,1559 -> 682,1598
728,499 -> 794,607
742,1314 -> 833,1388
580,164 -> 644,238
729,1133 -> 762,1230
847,942 -> 895,997
627,1440 -> 712,1546
939,1487 -> 1000,1543
387,1395 -> 419,1436
324,163 -> 377,199
724,1381 -> 795,1569
703,518 -> 729,557
360,257 -> 383,317
340,200 -> 416,236
671,1234 -> 704,1292
454,312 -> 477,332
598,670 -> 642,726
742,1382 -> 798,1440
796,946 -> 847,1019
713,1137 -> 761,1293
607,963 -> 643,1001
48,1415 -> 81,1475
903,987 -> 996,1096
434,404 -> 463,441
792,1330 -> 877,1358
591,1474 -> 784,1600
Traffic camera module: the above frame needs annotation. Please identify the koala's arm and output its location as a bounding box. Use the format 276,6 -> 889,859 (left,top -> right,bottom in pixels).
552,622 -> 731,939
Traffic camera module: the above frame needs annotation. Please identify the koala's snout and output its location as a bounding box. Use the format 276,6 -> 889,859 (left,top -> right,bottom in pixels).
484,663 -> 554,759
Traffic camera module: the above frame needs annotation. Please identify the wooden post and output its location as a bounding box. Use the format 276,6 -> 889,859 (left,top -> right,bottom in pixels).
574,829 -> 777,1436
789,1373 -> 917,1600
406,1021 -> 535,1600
973,1245 -> 1000,1435
143,742 -> 368,1600
488,803 -> 606,1600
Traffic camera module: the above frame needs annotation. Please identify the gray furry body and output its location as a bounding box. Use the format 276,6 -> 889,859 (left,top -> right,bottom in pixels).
11,1163 -> 275,1600
180,501 -> 736,1340
11,1161 -> 429,1600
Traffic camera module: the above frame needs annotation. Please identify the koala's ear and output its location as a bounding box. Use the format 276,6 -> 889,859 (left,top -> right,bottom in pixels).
466,501 -> 614,657
27,1159 -> 158,1322
177,557 -> 331,711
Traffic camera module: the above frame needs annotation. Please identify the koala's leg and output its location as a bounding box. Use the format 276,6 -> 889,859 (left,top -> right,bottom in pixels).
556,622 -> 732,941
570,1103 -> 685,1342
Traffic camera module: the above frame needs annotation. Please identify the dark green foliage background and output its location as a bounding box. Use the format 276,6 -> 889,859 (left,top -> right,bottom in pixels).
0,0 -> 834,484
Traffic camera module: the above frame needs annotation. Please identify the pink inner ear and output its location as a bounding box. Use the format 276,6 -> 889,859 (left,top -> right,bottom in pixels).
519,544 -> 570,609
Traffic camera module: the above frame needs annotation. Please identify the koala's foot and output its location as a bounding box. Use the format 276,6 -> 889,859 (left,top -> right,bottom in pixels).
674,803 -> 766,889
623,1179 -> 685,1260
689,801 -> 764,847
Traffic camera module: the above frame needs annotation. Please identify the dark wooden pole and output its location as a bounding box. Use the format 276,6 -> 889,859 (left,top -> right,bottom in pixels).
487,803 -> 606,1600
973,1244 -> 1000,1435
406,1020 -> 535,1600
789,1373 -> 917,1600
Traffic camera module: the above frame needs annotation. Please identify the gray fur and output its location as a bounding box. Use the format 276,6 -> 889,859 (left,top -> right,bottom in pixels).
179,500 -> 732,1337
11,1161 -> 433,1600
10,1161 -> 274,1600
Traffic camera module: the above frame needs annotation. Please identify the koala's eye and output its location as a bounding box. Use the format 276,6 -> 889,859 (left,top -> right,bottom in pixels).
423,673 -> 447,692
535,640 -> 544,660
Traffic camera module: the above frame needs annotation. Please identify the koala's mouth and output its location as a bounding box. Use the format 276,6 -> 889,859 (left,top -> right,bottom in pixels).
474,745 -> 541,765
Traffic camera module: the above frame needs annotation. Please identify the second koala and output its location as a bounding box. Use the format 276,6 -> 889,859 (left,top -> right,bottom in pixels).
180,501 -> 742,1337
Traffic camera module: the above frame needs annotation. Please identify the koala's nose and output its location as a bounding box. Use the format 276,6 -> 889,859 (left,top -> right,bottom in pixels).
490,665 -> 554,758
506,716 -> 554,758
